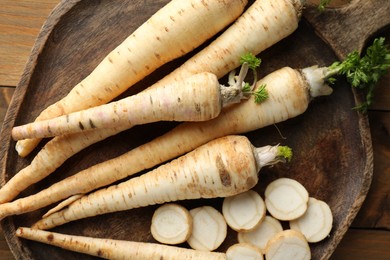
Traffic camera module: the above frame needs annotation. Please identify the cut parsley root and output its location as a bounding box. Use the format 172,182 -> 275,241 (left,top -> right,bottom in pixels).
187,206 -> 227,252
226,243 -> 263,260
151,203 -> 192,245
237,215 -> 283,253
265,230 -> 311,260
264,178 -> 309,221
290,197 -> 333,243
222,190 -> 266,232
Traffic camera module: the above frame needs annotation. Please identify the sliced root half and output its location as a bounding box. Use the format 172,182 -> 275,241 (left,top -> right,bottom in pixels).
222,190 -> 266,232
237,215 -> 283,253
264,178 -> 309,221
265,229 -> 311,260
226,243 -> 264,260
151,203 -> 192,245
187,206 -> 227,251
290,197 -> 333,243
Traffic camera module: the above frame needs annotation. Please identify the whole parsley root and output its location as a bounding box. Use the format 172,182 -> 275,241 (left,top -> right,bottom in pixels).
30,135 -> 292,229
16,227 -> 227,260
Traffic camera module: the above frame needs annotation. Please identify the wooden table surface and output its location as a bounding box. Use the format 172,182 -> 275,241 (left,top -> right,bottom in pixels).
0,1 -> 389,259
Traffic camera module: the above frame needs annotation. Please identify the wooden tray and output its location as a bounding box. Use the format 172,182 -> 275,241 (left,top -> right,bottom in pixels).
1,0 -> 389,259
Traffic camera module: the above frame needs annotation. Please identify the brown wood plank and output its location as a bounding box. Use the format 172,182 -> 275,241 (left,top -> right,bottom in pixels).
332,229 -> 390,259
0,0 -> 60,86
352,111 -> 390,229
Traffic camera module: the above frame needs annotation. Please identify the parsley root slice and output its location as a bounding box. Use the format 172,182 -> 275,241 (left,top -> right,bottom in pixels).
264,178 -> 309,221
222,190 -> 266,232
12,71 -> 250,140
289,197 -> 333,243
29,135 -> 291,229
226,243 -> 264,260
187,206 -> 227,252
0,66 -> 327,219
14,0 -> 248,157
15,227 -> 227,260
237,216 -> 283,253
265,230 -> 311,260
151,203 -> 192,245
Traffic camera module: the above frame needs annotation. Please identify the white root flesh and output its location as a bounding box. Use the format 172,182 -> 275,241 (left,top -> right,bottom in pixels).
290,197 -> 333,243
264,178 -> 309,221
151,203 -> 193,245
222,190 -> 266,232
226,243 -> 264,260
237,215 -> 283,253
265,229 -> 311,260
187,206 -> 227,252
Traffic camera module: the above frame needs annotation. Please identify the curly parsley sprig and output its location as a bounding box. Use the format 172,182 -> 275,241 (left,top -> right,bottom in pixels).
324,37 -> 390,112
239,53 -> 268,104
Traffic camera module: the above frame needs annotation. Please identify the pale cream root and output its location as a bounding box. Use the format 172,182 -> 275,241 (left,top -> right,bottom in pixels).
12,73 -> 223,140
30,135 -> 261,229
187,206 -> 227,252
226,243 -> 263,260
16,227 -> 227,259
237,216 -> 283,253
264,229 -> 311,260
151,203 -> 192,245
264,178 -> 309,221
222,190 -> 266,232
290,197 -> 333,242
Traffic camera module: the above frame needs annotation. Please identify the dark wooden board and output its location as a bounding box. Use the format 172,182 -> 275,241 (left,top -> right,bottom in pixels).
0,0 -> 389,259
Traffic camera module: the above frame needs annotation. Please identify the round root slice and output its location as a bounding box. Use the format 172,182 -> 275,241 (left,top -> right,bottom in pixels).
265,229 -> 311,260
226,243 -> 264,260
151,203 -> 192,245
290,197 -> 333,243
222,190 -> 266,232
237,215 -> 283,253
187,206 -> 227,251
264,178 -> 309,221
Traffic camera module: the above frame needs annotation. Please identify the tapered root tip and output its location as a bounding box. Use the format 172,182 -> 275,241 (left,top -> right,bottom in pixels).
15,227 -> 23,236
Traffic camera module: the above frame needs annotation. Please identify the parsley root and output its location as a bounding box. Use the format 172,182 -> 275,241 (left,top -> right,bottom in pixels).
12,71 -> 252,140
30,135 -> 291,229
16,227 -> 227,259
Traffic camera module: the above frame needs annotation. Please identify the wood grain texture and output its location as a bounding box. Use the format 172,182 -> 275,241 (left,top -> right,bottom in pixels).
304,0 -> 390,59
332,229 -> 390,259
0,0 -> 389,259
0,0 -> 60,87
353,111 -> 390,229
